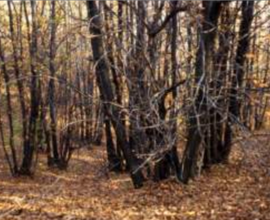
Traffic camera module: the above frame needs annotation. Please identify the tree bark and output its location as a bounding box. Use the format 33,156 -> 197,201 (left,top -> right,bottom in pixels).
86,0 -> 144,188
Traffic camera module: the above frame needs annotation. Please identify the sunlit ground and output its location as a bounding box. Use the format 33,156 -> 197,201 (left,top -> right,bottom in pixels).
0,133 -> 270,220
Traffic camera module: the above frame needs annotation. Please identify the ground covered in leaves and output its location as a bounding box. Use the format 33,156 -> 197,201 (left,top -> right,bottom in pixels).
0,134 -> 270,220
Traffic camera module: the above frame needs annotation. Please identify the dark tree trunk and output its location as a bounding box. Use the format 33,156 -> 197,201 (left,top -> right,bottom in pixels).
224,0 -> 254,156
128,1 -> 147,156
229,1 -> 255,119
105,118 -> 122,172
7,0 -> 28,155
86,0 -> 144,188
154,1 -> 182,182
204,4 -> 232,166
169,1 -> 182,180
181,1 -> 223,184
0,37 -> 18,175
20,0 -> 40,175
48,0 -> 60,165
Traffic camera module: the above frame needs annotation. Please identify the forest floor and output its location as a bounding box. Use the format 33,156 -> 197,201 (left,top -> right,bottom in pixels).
0,133 -> 270,220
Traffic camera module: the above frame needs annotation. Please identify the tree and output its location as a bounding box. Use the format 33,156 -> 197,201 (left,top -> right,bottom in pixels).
86,0 -> 144,188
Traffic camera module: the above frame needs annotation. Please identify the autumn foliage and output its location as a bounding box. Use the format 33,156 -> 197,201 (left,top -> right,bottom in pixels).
0,0 -> 270,219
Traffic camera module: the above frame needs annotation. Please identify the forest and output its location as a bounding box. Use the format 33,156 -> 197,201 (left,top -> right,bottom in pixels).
0,0 -> 270,219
